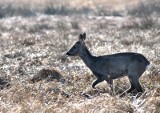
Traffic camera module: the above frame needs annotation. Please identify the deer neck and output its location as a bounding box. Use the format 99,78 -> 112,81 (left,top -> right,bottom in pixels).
79,47 -> 95,68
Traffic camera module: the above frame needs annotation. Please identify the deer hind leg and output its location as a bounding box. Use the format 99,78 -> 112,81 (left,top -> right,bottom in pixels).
128,74 -> 143,92
127,79 -> 135,93
127,63 -> 144,93
92,78 -> 103,89
120,75 -> 143,97
120,79 -> 135,97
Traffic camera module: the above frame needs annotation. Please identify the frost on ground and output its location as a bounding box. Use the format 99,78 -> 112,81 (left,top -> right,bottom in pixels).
0,0 -> 160,113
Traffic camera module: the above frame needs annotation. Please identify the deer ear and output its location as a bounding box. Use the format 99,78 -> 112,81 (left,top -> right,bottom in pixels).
83,33 -> 86,40
79,34 -> 83,42
79,33 -> 86,42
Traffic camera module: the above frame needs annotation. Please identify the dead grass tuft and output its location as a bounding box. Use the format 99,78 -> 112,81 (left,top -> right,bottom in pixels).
0,78 -> 11,89
30,68 -> 64,83
21,39 -> 35,46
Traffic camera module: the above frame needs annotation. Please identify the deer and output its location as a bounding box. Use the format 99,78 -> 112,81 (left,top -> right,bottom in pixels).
66,33 -> 150,96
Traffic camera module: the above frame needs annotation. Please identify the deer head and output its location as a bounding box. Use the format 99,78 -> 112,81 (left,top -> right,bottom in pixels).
66,33 -> 86,56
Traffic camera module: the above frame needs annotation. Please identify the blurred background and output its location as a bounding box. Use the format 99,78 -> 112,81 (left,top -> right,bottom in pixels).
0,0 -> 159,17
0,0 -> 159,29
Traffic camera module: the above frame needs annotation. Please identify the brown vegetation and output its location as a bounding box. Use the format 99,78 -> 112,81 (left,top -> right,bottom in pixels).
30,68 -> 64,83
0,0 -> 160,113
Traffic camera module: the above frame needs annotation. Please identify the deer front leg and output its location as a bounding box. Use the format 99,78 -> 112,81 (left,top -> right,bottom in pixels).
106,78 -> 115,95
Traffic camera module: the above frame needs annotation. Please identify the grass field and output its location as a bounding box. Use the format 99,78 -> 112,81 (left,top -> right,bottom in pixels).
0,0 -> 160,113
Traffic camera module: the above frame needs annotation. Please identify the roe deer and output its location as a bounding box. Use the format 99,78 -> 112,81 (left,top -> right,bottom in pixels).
66,33 -> 150,96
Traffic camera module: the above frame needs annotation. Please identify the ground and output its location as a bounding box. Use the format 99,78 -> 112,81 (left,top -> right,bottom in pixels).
0,0 -> 160,113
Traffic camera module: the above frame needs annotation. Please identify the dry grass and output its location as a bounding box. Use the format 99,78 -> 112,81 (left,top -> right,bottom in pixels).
0,0 -> 160,113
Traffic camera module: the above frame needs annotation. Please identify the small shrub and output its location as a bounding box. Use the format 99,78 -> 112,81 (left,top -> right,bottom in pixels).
139,16 -> 157,29
57,21 -> 70,31
44,5 -> 71,15
0,1 -> 35,18
71,21 -> 80,30
96,8 -> 122,16
21,38 -> 35,46
127,0 -> 160,17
